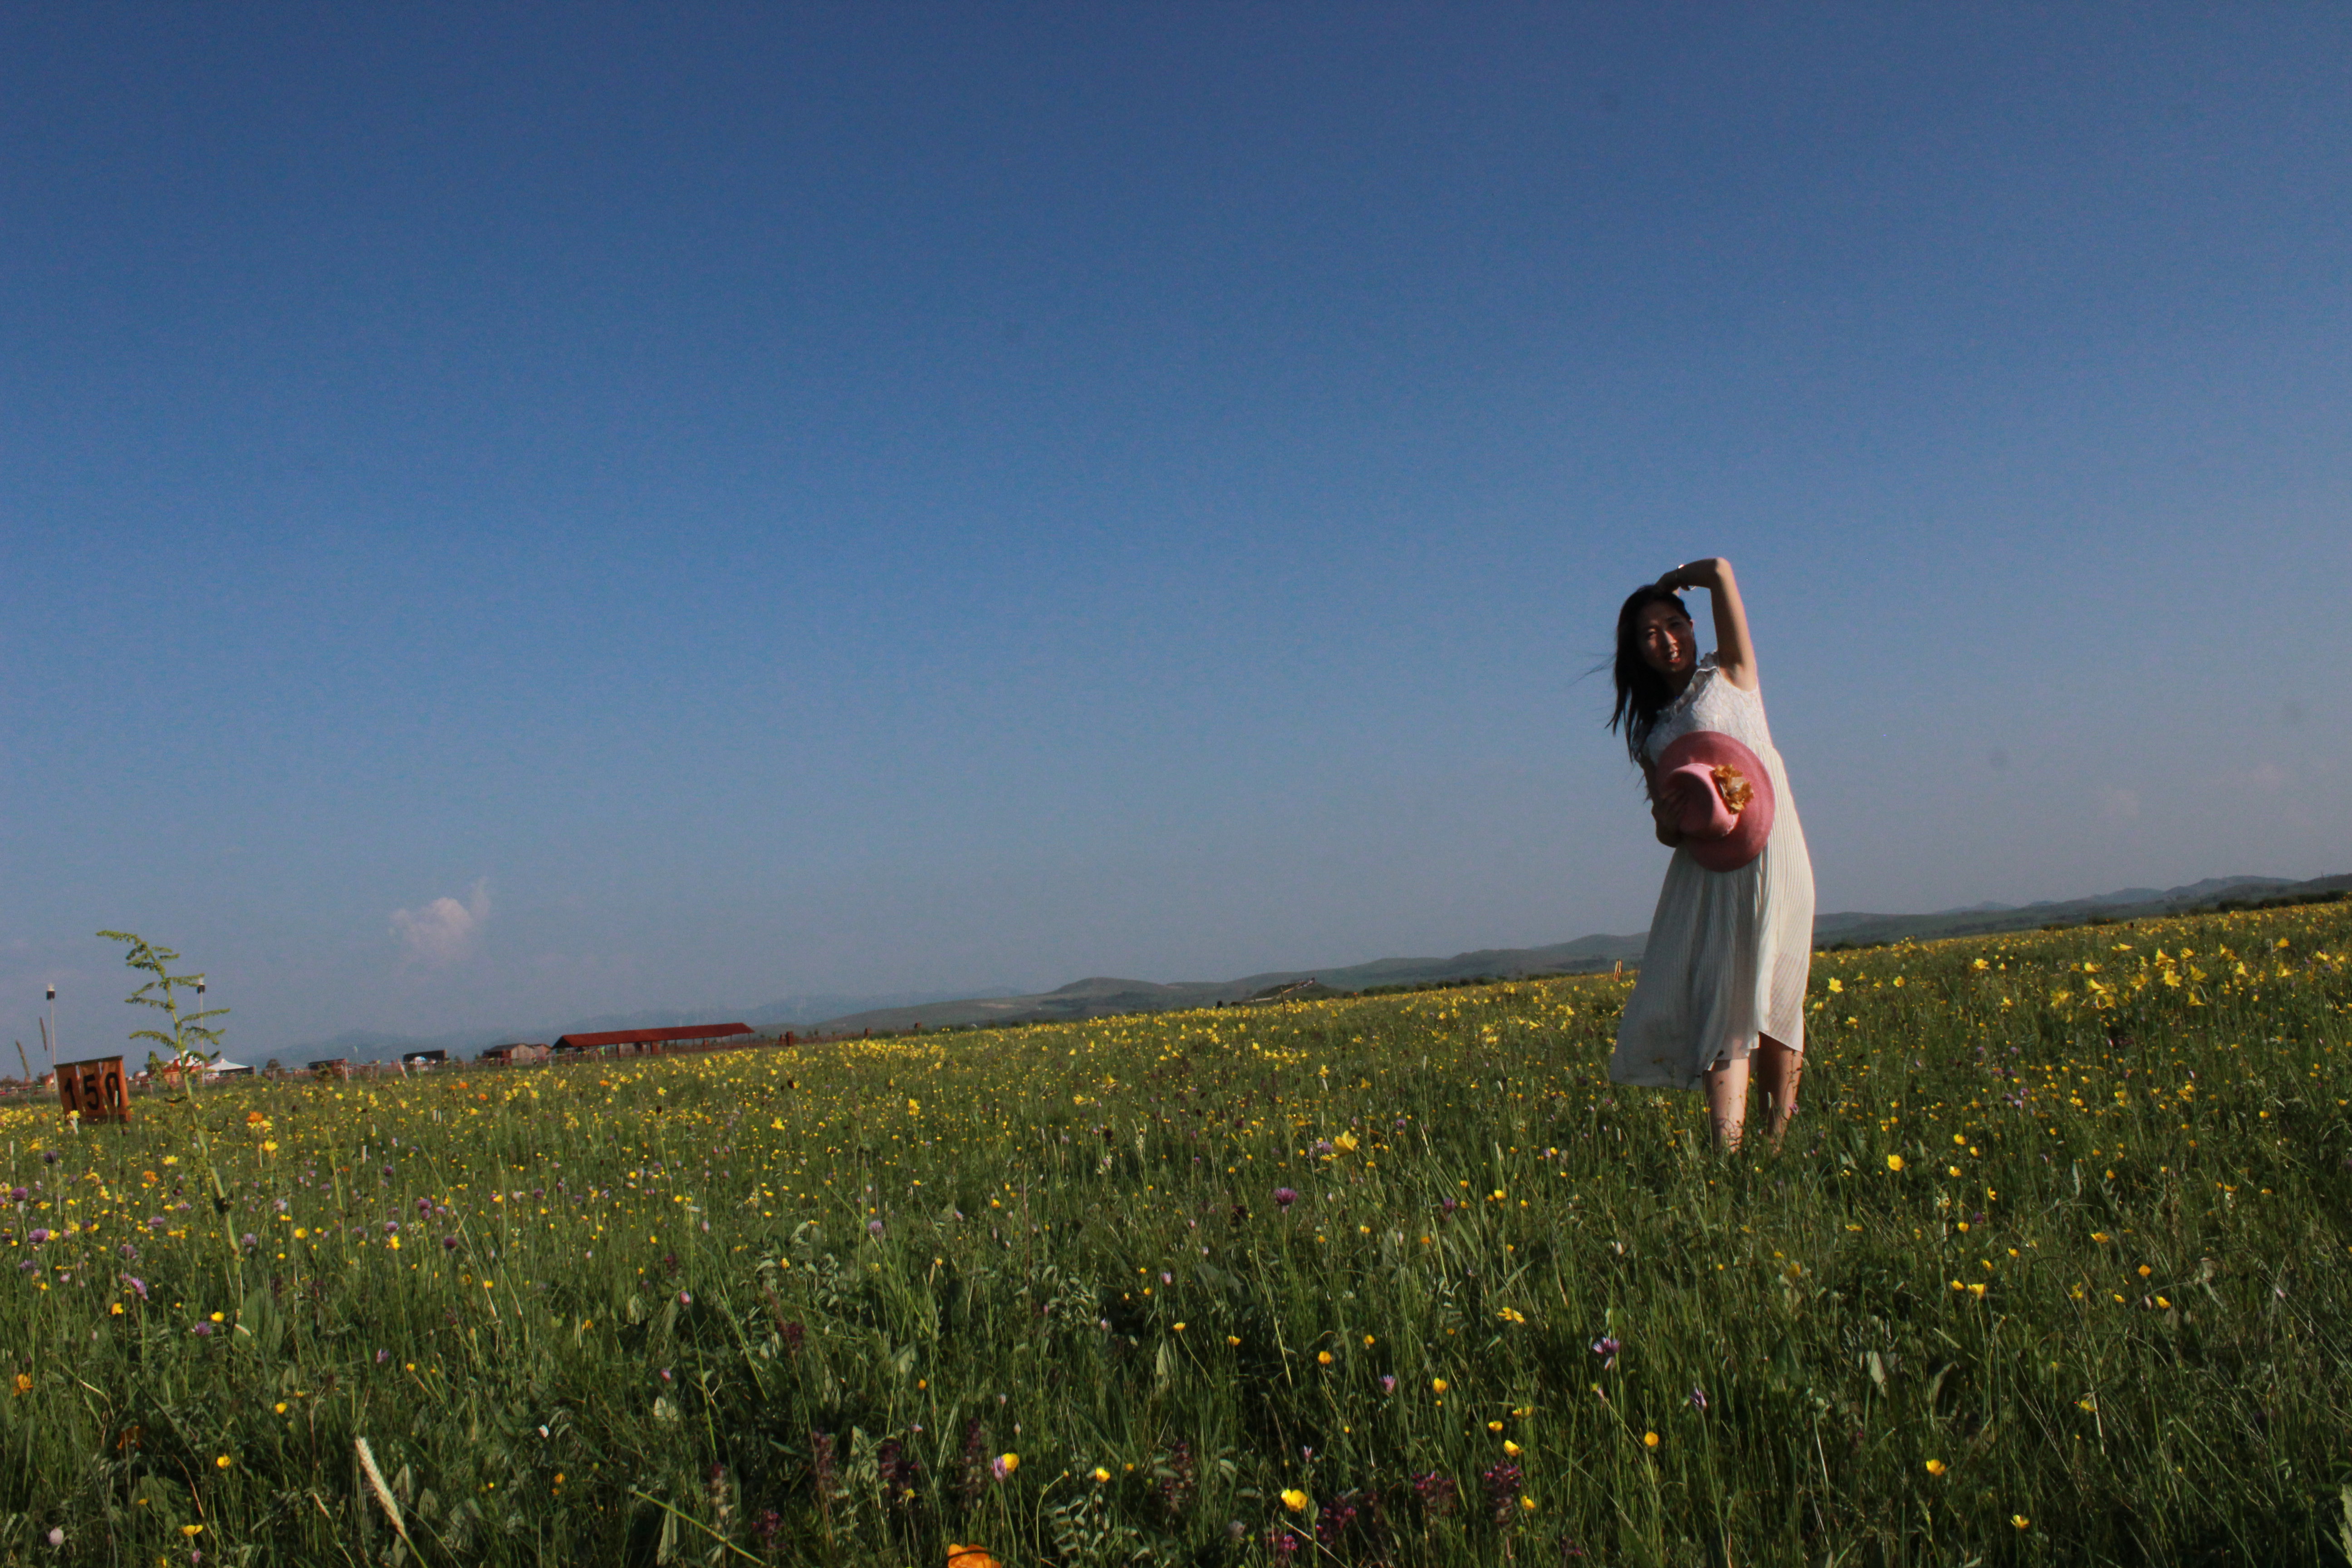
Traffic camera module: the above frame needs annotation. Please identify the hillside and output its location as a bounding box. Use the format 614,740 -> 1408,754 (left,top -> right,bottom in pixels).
810,870 -> 2351,1033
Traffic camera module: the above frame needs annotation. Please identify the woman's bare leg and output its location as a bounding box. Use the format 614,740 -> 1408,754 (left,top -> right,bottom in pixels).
1703,1054 -> 1751,1151
1754,1034 -> 1803,1148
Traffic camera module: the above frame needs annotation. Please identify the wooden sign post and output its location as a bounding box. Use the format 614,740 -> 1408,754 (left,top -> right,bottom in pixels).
57,1056 -> 132,1125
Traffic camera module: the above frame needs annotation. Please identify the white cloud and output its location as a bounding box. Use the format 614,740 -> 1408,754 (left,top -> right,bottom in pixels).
391,880 -> 491,965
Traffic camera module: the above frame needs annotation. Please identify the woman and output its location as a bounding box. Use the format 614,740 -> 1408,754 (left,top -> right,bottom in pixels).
1607,559 -> 1814,1150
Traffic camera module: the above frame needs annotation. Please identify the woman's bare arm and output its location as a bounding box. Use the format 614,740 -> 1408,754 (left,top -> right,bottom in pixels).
1642,760 -> 1685,846
1655,557 -> 1757,691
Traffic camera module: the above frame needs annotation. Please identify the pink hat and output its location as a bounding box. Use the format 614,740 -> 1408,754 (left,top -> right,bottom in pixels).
1654,730 -> 1775,872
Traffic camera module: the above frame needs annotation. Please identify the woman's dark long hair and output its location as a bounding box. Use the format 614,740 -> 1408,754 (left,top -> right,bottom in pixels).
1607,585 -> 1692,769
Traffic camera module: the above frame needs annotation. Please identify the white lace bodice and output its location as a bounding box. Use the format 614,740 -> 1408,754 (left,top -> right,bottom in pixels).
1644,655 -> 1777,765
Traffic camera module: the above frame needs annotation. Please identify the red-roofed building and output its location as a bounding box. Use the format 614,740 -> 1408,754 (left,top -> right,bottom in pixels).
552,1024 -> 753,1055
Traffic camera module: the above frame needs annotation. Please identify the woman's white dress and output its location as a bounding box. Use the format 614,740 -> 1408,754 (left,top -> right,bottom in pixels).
1610,655 -> 1815,1089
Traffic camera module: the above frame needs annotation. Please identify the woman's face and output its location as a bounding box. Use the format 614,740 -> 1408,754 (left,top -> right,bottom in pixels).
1634,601 -> 1697,679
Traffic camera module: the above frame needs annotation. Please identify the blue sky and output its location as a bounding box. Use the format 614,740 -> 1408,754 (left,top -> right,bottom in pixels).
5,6 -> 2347,1054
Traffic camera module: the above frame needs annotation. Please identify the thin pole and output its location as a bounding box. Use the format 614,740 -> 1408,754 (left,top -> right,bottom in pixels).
44,986 -> 55,1076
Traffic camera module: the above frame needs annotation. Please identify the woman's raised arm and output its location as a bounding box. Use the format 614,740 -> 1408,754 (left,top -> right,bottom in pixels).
1655,557 -> 1757,691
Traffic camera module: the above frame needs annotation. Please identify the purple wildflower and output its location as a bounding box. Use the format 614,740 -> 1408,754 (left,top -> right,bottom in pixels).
1274,1188 -> 1298,1209
1688,1385 -> 1709,1412
958,1417 -> 989,1506
1160,1438 -> 1196,1517
1316,1493 -> 1359,1546
867,1219 -> 885,1237
1481,1460 -> 1524,1526
876,1437 -> 922,1508
1380,1374 -> 1397,1395
810,1430 -> 842,1511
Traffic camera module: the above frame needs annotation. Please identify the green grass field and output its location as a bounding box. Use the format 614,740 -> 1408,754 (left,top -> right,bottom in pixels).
5,902 -> 2349,1566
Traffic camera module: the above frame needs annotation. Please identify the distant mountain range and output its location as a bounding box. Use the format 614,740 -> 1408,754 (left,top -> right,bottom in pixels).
803,871 -> 2349,1034
264,870 -> 2346,1061
1808,872 -> 2351,947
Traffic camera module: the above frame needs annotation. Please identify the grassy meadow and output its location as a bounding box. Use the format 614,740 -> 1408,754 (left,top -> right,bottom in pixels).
4,902 -> 2349,1567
